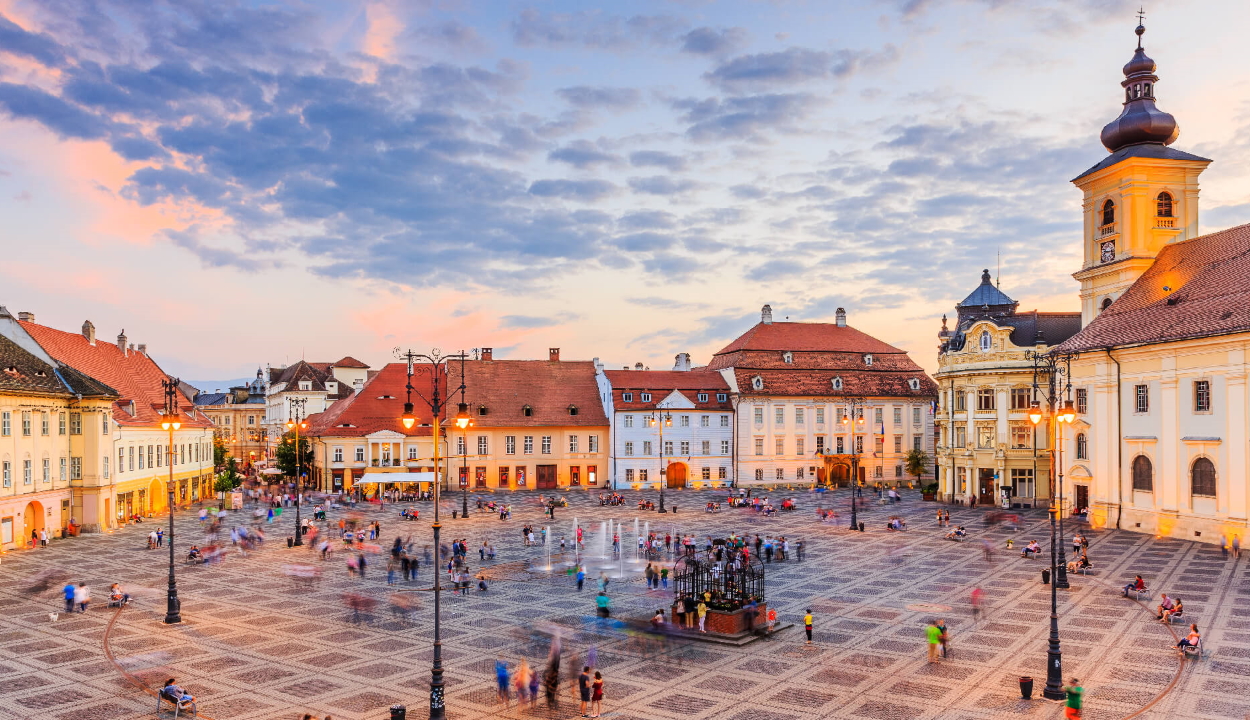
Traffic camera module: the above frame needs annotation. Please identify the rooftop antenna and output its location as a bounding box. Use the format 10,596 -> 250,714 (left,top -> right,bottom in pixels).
996,247 -> 1001,289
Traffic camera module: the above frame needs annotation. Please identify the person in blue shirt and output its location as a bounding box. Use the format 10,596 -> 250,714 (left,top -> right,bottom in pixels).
576,567 -> 585,591
62,583 -> 75,613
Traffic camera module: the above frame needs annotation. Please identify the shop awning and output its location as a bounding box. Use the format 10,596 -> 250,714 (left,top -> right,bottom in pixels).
356,472 -> 437,484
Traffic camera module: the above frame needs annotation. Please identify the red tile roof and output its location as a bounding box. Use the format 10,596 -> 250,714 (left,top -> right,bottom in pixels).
20,321 -> 212,428
1055,223 -> 1250,354
447,359 -> 608,428
305,363 -> 443,437
711,321 -> 905,359
730,368 -> 937,398
332,356 -> 370,369
603,369 -> 731,411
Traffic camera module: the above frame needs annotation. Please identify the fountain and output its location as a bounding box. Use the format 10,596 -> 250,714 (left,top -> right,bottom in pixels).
544,525 -> 551,571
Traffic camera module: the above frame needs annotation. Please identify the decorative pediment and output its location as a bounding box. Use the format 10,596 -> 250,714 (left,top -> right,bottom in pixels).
365,429 -> 407,440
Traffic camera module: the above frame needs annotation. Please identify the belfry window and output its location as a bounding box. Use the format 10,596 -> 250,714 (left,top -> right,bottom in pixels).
1101,200 -> 1115,227
979,330 -> 991,352
1156,192 -> 1173,217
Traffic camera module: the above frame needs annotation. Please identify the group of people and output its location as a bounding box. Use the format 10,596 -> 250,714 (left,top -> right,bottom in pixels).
597,492 -> 626,506
494,654 -> 604,718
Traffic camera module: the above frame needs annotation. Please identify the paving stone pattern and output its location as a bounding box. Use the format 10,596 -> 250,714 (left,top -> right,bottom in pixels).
0,490 -> 1247,720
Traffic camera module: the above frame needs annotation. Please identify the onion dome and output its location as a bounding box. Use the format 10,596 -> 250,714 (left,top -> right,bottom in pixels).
1100,23 -> 1180,152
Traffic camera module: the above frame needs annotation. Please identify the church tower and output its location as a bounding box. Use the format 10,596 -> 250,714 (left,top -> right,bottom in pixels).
1071,21 -> 1212,327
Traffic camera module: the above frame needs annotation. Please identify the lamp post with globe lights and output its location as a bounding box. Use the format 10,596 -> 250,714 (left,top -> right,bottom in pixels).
284,397 -> 308,546
842,397 -> 867,531
160,378 -> 183,624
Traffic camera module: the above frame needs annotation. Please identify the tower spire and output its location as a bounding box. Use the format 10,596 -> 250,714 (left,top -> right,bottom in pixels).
1098,16 -> 1179,152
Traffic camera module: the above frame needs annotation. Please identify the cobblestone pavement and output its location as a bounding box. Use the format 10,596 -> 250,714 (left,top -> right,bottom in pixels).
0,489 -> 1247,720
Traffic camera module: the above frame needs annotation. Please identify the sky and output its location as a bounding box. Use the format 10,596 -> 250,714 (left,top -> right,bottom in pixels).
2,0 -> 1249,386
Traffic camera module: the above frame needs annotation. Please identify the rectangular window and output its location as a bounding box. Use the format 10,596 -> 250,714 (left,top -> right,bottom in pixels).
541,436 -> 552,454
795,407 -> 805,425
477,436 -> 489,455
855,437 -> 863,454
70,457 -> 82,480
248,415 -> 255,425
622,392 -> 633,402
816,436 -> 826,453
523,436 -> 534,454
156,444 -> 163,467
700,415 -> 710,427
874,437 -> 884,456
1076,388 -> 1088,415
977,425 -> 995,449
664,440 -> 673,456
624,441 -> 634,456
41,412 -> 49,435
874,466 -> 883,478
816,407 -> 825,424
625,468 -> 635,483
21,411 -> 31,436
754,468 -> 763,482
753,407 -> 764,424
1135,384 -> 1149,413
569,435 -> 579,453
895,465 -> 902,478
59,457 -> 66,481
835,406 -> 845,424
976,388 -> 996,411
355,447 -> 365,462
774,438 -> 784,455
796,438 -> 805,456
42,458 -> 50,483
453,437 -> 464,456
640,392 -> 651,402
776,468 -> 784,480
589,435 -> 599,452
138,446 -> 145,470
1011,424 -> 1032,449
754,438 -> 764,456
892,407 -> 901,426
717,393 -> 728,402
697,393 -> 709,403
58,412 -> 66,435
623,415 -> 633,428
333,447 -> 343,462
701,440 -> 710,455
955,393 -> 966,412
1010,388 -> 1031,410
408,446 -> 418,460
680,415 -> 690,427
505,436 -> 516,454
102,457 -> 109,480
718,466 -> 727,479
836,436 -> 844,453
893,437 -> 902,453
955,425 -> 967,447
680,441 -> 690,455
117,448 -> 124,474
720,415 -> 730,427
914,436 -> 922,451
0,412 -> 8,436
1194,380 -> 1211,413
913,407 -> 921,425
775,407 -> 784,425
146,446 -> 152,468
1011,468 -> 1035,498
702,466 -> 711,480
128,446 -> 134,472
23,459 -> 31,484
797,467 -> 805,479
1,461 -> 8,487
721,440 -> 730,454
642,440 -> 653,455
70,412 -> 81,434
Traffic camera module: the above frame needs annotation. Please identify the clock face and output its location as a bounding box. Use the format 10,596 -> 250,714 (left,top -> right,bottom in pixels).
1101,240 -> 1116,263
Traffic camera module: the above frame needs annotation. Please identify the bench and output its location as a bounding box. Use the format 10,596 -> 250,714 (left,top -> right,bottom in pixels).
156,688 -> 196,718
1182,638 -> 1203,659
946,535 -> 966,542
1075,564 -> 1095,576
1162,610 -> 1184,624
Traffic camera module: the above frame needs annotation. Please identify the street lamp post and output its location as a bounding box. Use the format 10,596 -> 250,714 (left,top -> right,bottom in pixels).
397,347 -> 471,720
1028,351 -> 1075,701
160,378 -> 183,625
285,398 -> 308,546
656,411 -> 672,512
842,398 -> 866,531
456,353 -> 470,519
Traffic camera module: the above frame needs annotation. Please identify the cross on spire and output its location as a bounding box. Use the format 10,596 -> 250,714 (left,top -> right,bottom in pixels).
1136,7 -> 1146,49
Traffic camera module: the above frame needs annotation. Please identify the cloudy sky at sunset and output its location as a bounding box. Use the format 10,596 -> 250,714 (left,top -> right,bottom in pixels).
2,0 -> 1248,385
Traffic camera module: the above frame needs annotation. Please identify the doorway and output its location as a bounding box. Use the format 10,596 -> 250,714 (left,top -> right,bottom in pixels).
23,501 -> 44,545
666,462 -> 686,489
536,465 -> 558,489
1074,484 -> 1089,515
830,465 -> 848,487
978,468 -> 996,505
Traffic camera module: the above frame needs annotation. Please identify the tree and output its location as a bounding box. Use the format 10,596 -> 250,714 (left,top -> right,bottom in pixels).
275,430 -> 313,479
213,436 -> 228,470
905,448 -> 931,487
215,456 -> 242,494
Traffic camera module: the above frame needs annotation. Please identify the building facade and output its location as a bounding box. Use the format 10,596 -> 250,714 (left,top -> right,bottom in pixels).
195,370 -> 268,468
20,317 -> 215,523
709,306 -> 938,487
264,357 -> 368,445
598,355 -> 735,490
1050,24 -> 1250,543
445,348 -> 609,491
934,272 -> 1081,506
0,308 -> 116,548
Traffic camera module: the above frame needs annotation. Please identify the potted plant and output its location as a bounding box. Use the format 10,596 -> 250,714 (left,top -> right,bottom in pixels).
921,483 -> 939,501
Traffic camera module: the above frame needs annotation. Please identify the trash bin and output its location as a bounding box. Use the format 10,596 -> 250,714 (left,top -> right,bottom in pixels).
287,536 -> 294,548
1019,676 -> 1033,699
452,510 -> 458,519
858,522 -> 865,532
389,705 -> 406,720
1041,568 -> 1050,584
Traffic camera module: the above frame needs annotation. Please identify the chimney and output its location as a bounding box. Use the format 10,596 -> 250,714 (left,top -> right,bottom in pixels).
137,343 -> 147,355
634,362 -> 644,371
549,348 -> 560,362
673,352 -> 692,372
128,343 -> 135,353
117,329 -> 128,354
835,307 -> 847,327
761,304 -> 773,325
481,347 -> 493,361
17,311 -> 34,322
82,320 -> 96,345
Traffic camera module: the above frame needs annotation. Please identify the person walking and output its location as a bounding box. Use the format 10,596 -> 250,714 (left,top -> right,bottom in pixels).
971,587 -> 984,622
926,620 -> 942,662
576,566 -> 586,591
590,671 -> 604,718
1234,534 -> 1242,559
39,528 -> 48,548
1062,678 -> 1083,720
660,566 -> 669,590
75,583 -> 90,613
156,527 -> 164,548
937,618 -> 949,658
767,607 -> 777,634
62,582 -> 75,613
804,609 -> 813,644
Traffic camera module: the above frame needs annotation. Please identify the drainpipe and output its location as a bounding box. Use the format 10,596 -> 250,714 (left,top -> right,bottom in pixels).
1105,348 -> 1123,529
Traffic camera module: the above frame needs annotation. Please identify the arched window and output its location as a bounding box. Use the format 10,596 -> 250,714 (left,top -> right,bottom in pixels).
1101,297 -> 1114,313
1131,455 -> 1153,491
863,354 -> 873,366
979,330 -> 992,352
1101,199 -> 1115,227
1191,458 -> 1217,497
831,377 -> 843,391
1075,433 -> 1087,460
1156,192 -> 1173,217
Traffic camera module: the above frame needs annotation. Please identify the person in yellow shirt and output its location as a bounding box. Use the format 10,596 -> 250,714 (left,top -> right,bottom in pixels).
697,601 -> 708,633
804,609 -> 813,644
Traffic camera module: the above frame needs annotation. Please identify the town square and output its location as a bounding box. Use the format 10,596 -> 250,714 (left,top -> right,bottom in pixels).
2,0 -> 1250,718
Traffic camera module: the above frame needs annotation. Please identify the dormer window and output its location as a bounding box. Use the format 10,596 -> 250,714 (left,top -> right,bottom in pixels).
782,351 -> 793,364
299,381 -> 311,391
831,377 -> 843,391
716,393 -> 728,402
641,392 -> 652,402
326,381 -> 338,393
568,405 -> 578,416
522,405 -> 532,417
622,392 -> 633,402
979,330 -> 991,352
697,392 -> 709,402
478,405 -> 488,416
751,376 -> 764,391
1101,199 -> 1115,227
908,378 -> 921,391
1156,192 -> 1173,217
863,355 -> 873,366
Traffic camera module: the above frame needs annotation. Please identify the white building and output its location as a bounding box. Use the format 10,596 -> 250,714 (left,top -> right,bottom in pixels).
598,354 -> 735,489
264,357 -> 368,438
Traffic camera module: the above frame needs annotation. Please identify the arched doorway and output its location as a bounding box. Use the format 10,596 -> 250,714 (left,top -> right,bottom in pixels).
666,462 -> 687,488
830,464 -> 849,487
150,480 -> 165,514
24,501 -> 44,545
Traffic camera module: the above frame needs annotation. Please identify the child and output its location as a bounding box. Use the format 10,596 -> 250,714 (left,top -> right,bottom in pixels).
767,607 -> 777,633
804,609 -> 813,644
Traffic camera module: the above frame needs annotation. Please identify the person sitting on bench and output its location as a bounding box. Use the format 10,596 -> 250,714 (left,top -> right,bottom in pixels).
1021,540 -> 1041,558
1160,597 -> 1184,623
945,526 -> 966,540
1155,594 -> 1175,619
187,545 -> 201,562
109,583 -> 131,607
162,678 -> 195,706
1122,575 -> 1146,597
1174,623 -> 1200,655
1066,552 -> 1091,573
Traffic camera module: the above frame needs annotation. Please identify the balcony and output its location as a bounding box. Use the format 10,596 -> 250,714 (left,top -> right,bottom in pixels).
1155,216 -> 1175,229
1098,223 -> 1117,238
